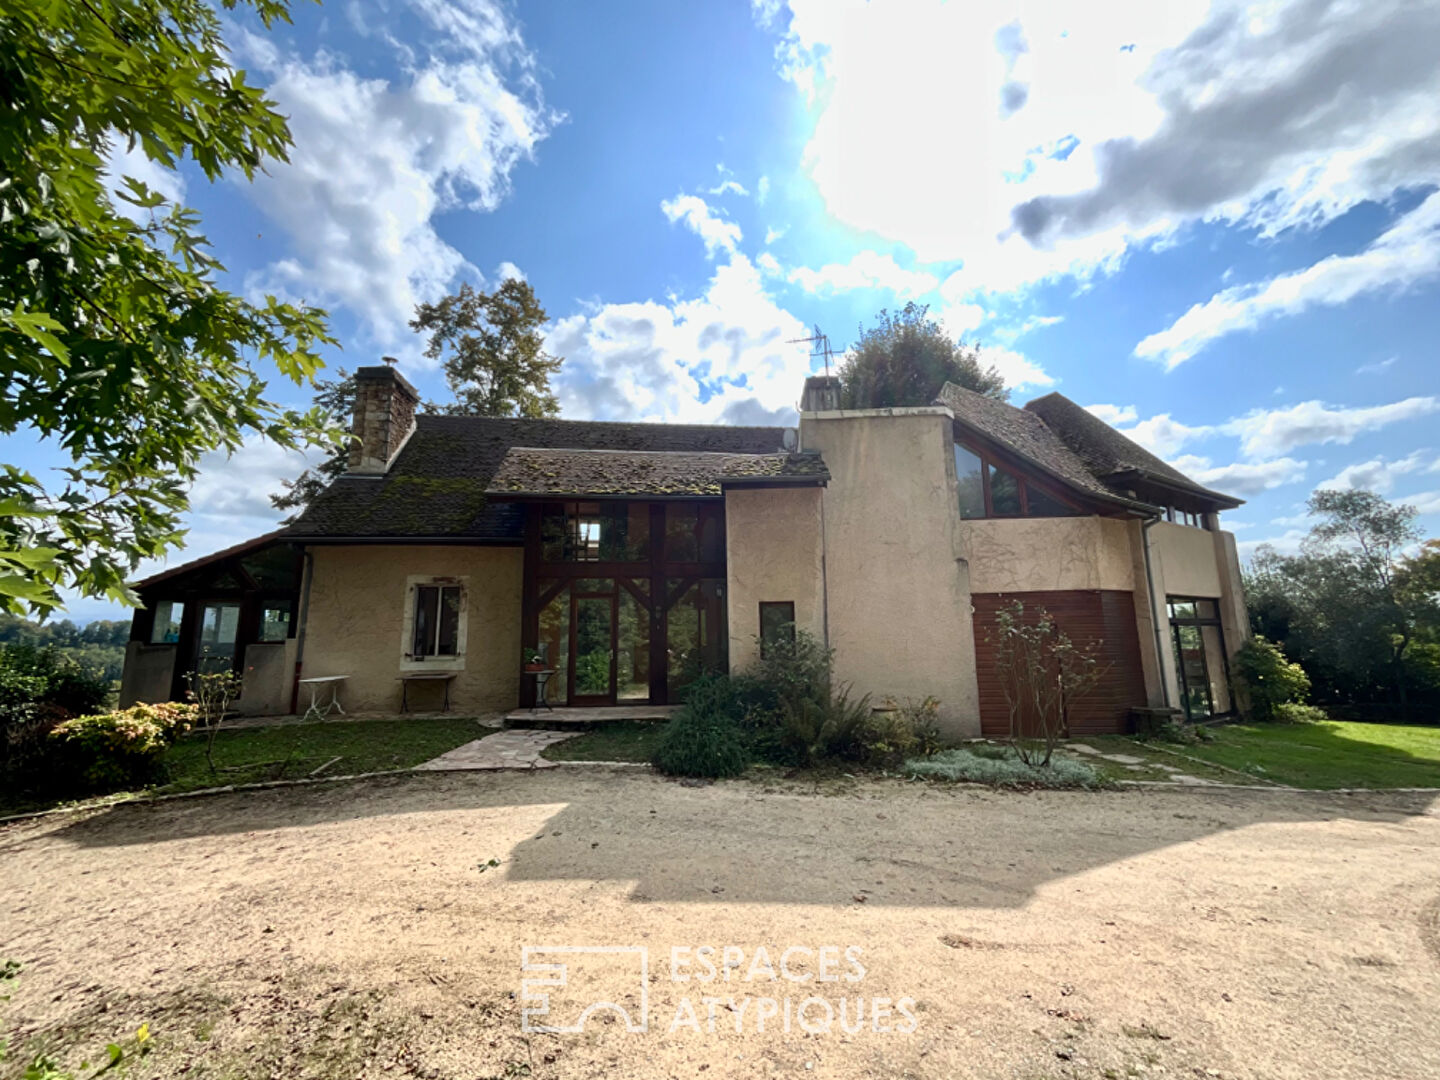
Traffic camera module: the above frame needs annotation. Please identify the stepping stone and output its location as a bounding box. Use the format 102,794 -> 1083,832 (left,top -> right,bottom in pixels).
1099,753 -> 1145,765
1067,744 -> 1102,756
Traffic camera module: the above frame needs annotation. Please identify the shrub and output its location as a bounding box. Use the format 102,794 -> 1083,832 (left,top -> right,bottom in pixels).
1,642 -> 110,716
777,684 -> 873,767
904,745 -> 1107,789
749,629 -> 833,717
1273,702 -> 1328,724
1133,717 -> 1215,745
652,697 -> 748,779
1233,636 -> 1311,721
1,644 -> 113,782
49,702 -> 197,792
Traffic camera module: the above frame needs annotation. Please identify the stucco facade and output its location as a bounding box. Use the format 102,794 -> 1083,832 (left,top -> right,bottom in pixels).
724,486 -> 826,672
800,407 -> 982,737
301,544 -> 523,713
960,516 -> 1135,593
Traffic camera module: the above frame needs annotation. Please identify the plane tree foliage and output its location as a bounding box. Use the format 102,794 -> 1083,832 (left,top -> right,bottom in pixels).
0,0 -> 338,614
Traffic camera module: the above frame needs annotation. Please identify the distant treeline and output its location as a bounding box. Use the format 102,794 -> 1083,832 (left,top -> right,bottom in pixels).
0,614 -> 130,682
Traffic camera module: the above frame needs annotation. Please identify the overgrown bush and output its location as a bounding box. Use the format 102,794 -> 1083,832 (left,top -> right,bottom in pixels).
1233,636 -> 1312,721
0,643 -> 112,781
49,702 -> 197,793
776,685 -> 874,767
652,709 -> 748,779
1133,718 -> 1215,745
904,745 -> 1107,789
1273,702 -> 1328,724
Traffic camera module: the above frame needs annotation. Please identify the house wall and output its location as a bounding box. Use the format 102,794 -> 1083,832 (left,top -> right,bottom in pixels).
724,486 -> 826,672
237,639 -> 298,716
303,544 -> 523,713
960,516 -> 1134,593
800,407 -> 981,737
118,642 -> 177,706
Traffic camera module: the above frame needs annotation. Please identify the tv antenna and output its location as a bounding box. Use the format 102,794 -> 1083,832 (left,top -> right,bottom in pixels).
787,324 -> 834,377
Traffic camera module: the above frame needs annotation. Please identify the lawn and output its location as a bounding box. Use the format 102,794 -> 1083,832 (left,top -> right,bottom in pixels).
1172,720 -> 1440,789
540,719 -> 665,762
160,717 -> 489,793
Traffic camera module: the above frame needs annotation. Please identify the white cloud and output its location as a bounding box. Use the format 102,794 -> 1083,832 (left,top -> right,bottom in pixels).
236,0 -> 555,345
764,225 -> 786,244
495,260 -> 526,282
786,250 -> 938,298
188,440 -> 315,521
1170,454 -> 1308,496
660,194 -> 743,258
937,303 -> 986,336
756,176 -> 772,204
1134,192 -> 1440,367
1222,396 -> 1440,458
104,136 -> 187,221
979,345 -> 1053,392
1403,491 -> 1440,515
1237,528 -> 1310,559
1084,404 -> 1138,426
1317,450 -> 1436,493
1356,356 -> 1397,376
547,253 -> 812,424
757,0 -> 1440,308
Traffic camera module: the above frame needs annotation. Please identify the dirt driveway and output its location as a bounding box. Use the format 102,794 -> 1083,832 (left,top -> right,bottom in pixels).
2,770 -> 1438,1080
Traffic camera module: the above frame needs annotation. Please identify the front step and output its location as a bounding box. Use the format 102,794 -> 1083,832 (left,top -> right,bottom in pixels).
503,705 -> 677,730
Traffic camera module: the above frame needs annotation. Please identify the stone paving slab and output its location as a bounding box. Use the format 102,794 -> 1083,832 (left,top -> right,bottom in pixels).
414,728 -> 578,771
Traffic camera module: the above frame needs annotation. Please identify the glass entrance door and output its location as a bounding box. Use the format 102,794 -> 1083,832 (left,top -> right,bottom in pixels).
571,586 -> 617,705
196,601 -> 241,675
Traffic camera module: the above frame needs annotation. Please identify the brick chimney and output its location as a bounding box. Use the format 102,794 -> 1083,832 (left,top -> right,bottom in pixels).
800,374 -> 842,413
348,365 -> 420,474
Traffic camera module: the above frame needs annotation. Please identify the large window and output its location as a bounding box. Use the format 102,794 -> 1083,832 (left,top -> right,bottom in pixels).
541,502 -> 650,562
411,583 -> 463,658
1167,597 -> 1232,720
953,440 -> 1082,520
150,600 -> 184,644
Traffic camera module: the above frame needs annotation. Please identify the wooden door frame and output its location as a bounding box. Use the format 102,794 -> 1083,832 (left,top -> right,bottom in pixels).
568,585 -> 618,706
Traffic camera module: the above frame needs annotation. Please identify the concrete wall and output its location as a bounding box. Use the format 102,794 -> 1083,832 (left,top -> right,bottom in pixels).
302,545 -> 523,714
725,486 -> 826,672
961,516 -> 1134,593
1149,520 -> 1223,597
801,407 -> 981,737
237,639 -> 298,716
118,642 -> 177,706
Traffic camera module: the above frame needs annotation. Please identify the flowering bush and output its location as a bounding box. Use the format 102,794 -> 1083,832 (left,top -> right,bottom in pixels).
49,702 -> 198,792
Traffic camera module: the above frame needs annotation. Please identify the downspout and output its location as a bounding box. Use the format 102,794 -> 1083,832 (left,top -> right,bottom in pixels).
819,486 -> 830,650
289,547 -> 315,715
1141,515 -> 1171,708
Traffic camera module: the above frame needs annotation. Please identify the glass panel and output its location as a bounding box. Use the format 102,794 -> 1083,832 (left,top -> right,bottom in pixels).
617,589 -> 650,702
1194,599 -> 1219,621
599,503 -> 651,562
1172,623 -> 1214,720
1025,485 -> 1079,517
413,586 -> 438,656
664,505 -> 700,561
240,546 -> 297,589
989,464 -> 1021,515
1202,624 -> 1231,713
196,602 -> 240,674
696,505 -> 724,562
954,445 -> 985,519
667,579 -> 727,695
151,600 -> 184,644
1167,599 -> 1197,621
573,503 -> 603,561
259,602 -> 291,642
539,585 -> 571,705
573,595 -> 614,699
541,505 -> 567,562
574,577 -> 615,594
759,602 -> 796,659
437,586 -> 462,656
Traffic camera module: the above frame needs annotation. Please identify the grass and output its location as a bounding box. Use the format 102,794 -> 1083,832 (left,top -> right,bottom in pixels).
0,717 -> 487,816
539,720 -> 666,762
159,717 -> 488,793
1168,720 -> 1440,790
1076,736 -> 1249,786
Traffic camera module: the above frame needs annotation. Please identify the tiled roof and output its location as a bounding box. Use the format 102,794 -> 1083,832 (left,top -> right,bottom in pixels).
936,382 -> 1241,509
286,415 -> 792,540
1024,392 -> 1241,506
487,448 -> 829,498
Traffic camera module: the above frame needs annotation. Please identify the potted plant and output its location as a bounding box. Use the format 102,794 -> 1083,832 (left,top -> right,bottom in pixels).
523,648 -> 547,672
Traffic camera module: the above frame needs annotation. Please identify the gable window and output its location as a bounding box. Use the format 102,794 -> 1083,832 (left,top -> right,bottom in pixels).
758,601 -> 796,659
1164,506 -> 1207,529
412,584 -> 463,658
953,440 -> 1082,520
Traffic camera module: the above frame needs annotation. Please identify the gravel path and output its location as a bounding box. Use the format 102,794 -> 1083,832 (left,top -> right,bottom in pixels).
1,771 -> 1437,1080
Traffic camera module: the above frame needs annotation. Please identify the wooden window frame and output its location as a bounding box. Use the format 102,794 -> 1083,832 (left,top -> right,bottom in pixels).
411,582 -> 464,659
954,434 -> 1088,520
758,601 -> 796,659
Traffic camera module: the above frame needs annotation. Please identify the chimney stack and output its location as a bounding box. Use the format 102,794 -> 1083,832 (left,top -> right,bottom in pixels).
800,374 -> 842,413
349,365 -> 420,474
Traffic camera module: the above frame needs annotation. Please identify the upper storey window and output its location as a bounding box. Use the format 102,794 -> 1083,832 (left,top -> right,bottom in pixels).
1163,506 -> 1209,530
953,441 -> 1082,520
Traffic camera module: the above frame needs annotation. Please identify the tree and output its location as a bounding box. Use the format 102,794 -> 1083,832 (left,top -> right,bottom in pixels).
988,600 -> 1102,767
270,369 -> 358,516
837,302 -> 1007,409
0,0 -> 338,616
1246,489 -> 1427,712
411,279 -> 562,418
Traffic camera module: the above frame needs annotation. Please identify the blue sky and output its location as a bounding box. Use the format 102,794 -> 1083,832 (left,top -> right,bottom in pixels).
10,0 -> 1440,623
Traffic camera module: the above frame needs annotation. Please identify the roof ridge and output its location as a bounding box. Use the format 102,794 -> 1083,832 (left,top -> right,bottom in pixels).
417,413 -> 786,434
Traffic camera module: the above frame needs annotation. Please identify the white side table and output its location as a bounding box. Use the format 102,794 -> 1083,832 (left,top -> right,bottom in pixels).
298,675 -> 349,722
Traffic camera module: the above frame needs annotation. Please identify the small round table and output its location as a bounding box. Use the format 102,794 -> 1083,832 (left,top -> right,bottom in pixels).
526,668 -> 555,713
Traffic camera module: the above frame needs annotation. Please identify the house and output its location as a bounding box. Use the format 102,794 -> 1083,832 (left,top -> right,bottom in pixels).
119,365 -> 1249,737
